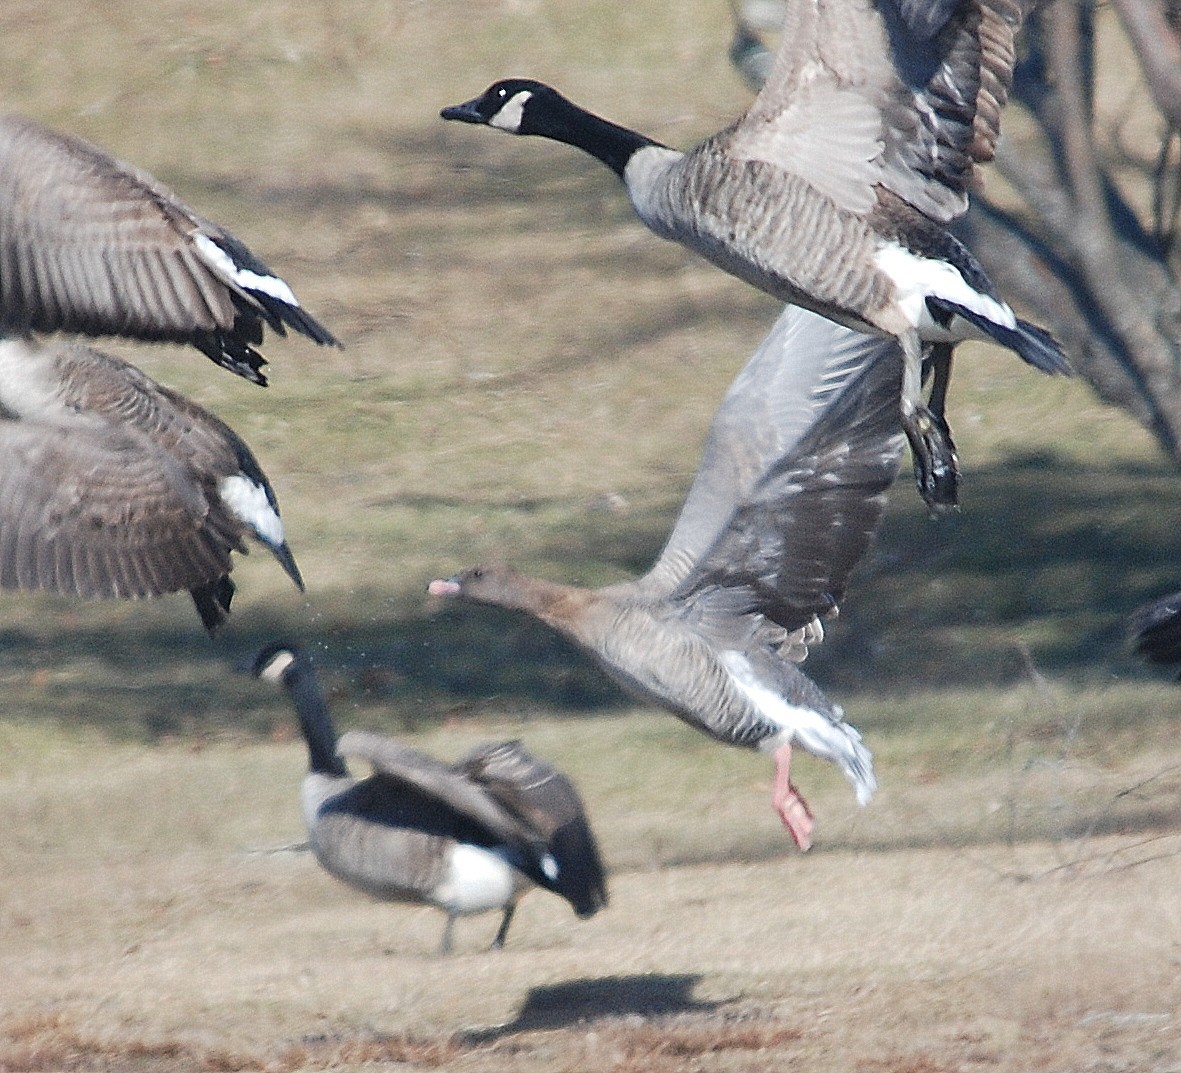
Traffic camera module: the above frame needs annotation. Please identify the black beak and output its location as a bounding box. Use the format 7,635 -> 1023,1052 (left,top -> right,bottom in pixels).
440,98 -> 485,124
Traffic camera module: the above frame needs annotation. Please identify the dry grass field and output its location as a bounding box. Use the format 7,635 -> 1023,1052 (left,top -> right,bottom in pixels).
2,2 -> 1181,1070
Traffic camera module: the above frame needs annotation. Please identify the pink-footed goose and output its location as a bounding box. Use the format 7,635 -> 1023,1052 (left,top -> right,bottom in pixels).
431,306 -> 905,850
441,0 -> 1065,511
0,113 -> 338,386
0,339 -> 303,632
253,642 -> 608,954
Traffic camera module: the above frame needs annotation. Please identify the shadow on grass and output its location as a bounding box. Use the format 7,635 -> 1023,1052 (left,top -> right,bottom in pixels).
3,452 -> 1181,741
456,974 -> 724,1043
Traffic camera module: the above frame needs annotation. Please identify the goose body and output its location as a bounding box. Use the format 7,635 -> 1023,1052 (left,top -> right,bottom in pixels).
254,643 -> 607,953
441,0 -> 1067,508
0,113 -> 339,385
431,306 -> 905,849
0,337 -> 303,632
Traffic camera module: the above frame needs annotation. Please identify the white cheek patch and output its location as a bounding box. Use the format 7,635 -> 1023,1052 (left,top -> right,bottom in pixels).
193,233 -> 301,307
260,650 -> 296,681
490,90 -> 533,132
219,473 -> 285,546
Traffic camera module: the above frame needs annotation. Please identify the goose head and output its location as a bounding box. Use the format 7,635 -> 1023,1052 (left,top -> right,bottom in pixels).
251,640 -> 301,686
441,78 -> 562,135
428,564 -> 525,605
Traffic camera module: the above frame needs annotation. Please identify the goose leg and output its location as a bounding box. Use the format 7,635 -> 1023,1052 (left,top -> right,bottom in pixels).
772,744 -> 814,851
439,912 -> 457,956
900,332 -> 959,514
490,901 -> 517,950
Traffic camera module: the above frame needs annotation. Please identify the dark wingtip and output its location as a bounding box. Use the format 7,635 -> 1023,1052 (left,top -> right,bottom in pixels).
190,576 -> 235,635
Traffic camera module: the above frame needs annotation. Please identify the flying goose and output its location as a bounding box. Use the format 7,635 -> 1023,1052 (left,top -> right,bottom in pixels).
430,306 -> 905,850
0,113 -> 339,386
252,642 -> 608,954
0,337 -> 303,632
441,0 -> 1067,509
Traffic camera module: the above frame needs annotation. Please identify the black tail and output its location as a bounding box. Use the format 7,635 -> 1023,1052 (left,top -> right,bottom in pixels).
1130,590 -> 1181,668
926,298 -> 1072,376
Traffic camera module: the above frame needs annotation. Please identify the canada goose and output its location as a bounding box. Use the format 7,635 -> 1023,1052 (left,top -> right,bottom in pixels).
0,337 -> 303,632
430,306 -> 905,850
0,113 -> 339,386
441,0 -> 1067,508
252,642 -> 608,954
1129,591 -> 1181,669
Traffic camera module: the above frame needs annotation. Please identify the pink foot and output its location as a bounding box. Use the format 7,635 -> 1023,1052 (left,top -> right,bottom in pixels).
772,744 -> 814,851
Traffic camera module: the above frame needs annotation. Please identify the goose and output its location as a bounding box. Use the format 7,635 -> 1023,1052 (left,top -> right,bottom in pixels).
440,0 -> 1068,509
1129,591 -> 1181,669
0,337 -> 303,633
252,641 -> 608,954
0,113 -> 339,386
430,305 -> 905,850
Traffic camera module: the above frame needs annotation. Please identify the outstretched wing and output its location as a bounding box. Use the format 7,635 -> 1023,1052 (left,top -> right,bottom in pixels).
630,305 -> 902,602
0,113 -> 339,381
671,345 -> 905,636
727,0 -> 1026,222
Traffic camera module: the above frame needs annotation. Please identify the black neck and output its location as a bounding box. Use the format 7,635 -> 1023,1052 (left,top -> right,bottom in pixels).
527,94 -> 662,178
287,666 -> 349,778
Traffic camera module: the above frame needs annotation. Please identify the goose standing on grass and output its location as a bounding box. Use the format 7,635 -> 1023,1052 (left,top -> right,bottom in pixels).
0,113 -> 339,386
430,306 -> 905,850
441,0 -> 1067,510
252,642 -> 608,954
0,340 -> 304,632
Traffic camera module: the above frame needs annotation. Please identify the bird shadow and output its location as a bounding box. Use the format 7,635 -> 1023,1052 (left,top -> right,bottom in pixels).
455,973 -> 727,1043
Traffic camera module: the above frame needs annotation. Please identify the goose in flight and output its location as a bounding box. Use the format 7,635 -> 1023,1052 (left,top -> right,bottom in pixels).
0,113 -> 339,386
0,338 -> 303,632
430,306 -> 905,850
441,0 -> 1066,510
253,642 -> 608,954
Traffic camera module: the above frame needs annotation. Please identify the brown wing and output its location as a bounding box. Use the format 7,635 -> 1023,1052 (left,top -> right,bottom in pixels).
729,0 -> 1027,222
335,730 -> 545,852
0,413 -> 237,602
0,114 -> 339,382
457,740 -> 608,917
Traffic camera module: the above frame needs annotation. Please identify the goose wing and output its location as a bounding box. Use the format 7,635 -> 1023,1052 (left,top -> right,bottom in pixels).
0,408 -> 238,603
0,114 -> 338,382
335,731 -> 547,854
631,306 -> 903,601
457,740 -> 608,916
728,0 -> 1025,222
53,342 -> 301,589
670,343 -> 906,637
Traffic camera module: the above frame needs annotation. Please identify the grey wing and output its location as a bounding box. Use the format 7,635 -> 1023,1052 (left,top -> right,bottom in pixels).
0,417 -> 237,601
876,0 -> 1025,220
672,344 -> 906,636
457,740 -> 608,917
634,306 -> 901,599
729,0 -> 1025,222
0,114 -> 337,356
335,731 -> 543,851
